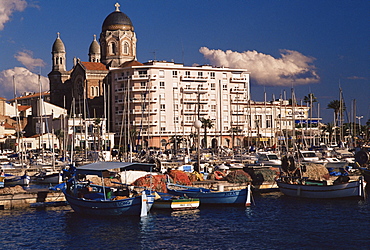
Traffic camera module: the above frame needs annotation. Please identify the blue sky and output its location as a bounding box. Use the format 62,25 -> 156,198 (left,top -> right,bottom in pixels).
0,0 -> 369,124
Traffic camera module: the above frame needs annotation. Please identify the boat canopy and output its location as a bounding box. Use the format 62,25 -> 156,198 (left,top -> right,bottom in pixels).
76,162 -> 155,176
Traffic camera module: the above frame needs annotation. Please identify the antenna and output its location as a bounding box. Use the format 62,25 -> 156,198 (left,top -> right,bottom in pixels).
151,50 -> 157,61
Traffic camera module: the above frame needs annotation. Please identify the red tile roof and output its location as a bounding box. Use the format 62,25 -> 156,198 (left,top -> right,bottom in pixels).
8,91 -> 49,102
120,60 -> 144,67
81,62 -> 108,71
4,123 -> 15,129
18,105 -> 31,111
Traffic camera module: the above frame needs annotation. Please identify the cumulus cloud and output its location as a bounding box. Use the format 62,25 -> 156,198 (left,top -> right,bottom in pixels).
14,50 -> 46,71
0,0 -> 27,30
0,67 -> 49,99
199,47 -> 320,86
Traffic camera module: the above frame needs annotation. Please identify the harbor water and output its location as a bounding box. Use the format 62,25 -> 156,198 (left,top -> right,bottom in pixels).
1,191 -> 369,250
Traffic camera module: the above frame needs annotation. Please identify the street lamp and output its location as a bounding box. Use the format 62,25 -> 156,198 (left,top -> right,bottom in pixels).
194,120 -> 202,173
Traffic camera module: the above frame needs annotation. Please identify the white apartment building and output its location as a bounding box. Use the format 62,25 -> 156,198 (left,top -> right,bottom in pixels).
111,60 -> 250,150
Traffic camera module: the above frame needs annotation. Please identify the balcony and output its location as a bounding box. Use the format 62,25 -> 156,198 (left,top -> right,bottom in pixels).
132,109 -> 158,115
182,98 -> 208,104
131,97 -> 158,103
132,120 -> 158,126
182,86 -> 208,93
114,88 -> 126,93
231,110 -> 244,115
230,77 -> 248,82
231,98 -> 249,104
230,88 -> 248,94
131,86 -> 157,92
180,75 -> 209,81
115,76 -> 129,82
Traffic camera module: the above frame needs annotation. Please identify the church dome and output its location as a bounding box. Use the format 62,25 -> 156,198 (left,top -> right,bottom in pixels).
102,4 -> 133,32
89,35 -> 100,54
52,33 -> 65,52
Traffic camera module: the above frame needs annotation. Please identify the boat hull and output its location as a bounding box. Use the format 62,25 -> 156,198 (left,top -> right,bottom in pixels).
4,174 -> 30,186
277,180 -> 366,199
153,198 -> 200,210
64,192 -> 155,216
167,185 -> 247,204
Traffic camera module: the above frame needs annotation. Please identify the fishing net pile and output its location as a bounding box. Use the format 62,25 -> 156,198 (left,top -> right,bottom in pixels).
132,174 -> 168,193
300,163 -> 330,180
88,176 -> 121,187
167,170 -> 192,185
224,170 -> 252,184
245,167 -> 279,185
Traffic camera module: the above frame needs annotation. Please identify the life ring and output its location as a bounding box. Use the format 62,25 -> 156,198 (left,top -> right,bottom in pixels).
214,171 -> 226,180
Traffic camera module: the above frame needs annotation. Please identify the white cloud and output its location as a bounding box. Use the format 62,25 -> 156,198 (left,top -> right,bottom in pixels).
199,47 -> 320,86
14,50 -> 46,71
0,0 -> 27,30
0,67 -> 49,99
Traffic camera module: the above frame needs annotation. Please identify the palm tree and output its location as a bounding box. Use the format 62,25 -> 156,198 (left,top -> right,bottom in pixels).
201,118 -> 214,148
327,100 -> 346,125
169,135 -> 184,155
303,93 -> 317,105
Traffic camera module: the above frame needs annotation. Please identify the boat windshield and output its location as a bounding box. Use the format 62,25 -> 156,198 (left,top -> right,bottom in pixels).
267,154 -> 279,160
302,152 -> 317,157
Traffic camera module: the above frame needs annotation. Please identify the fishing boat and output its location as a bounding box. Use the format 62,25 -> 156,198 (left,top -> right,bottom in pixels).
276,177 -> 366,199
4,173 -> 30,186
32,170 -> 63,184
59,162 -> 156,216
153,192 -> 199,210
167,183 -> 248,204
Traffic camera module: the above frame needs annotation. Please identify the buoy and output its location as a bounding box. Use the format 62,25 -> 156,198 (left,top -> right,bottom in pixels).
245,184 -> 251,207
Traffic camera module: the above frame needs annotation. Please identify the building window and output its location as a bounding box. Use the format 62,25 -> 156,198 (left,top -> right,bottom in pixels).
123,42 -> 129,55
95,86 -> 99,96
110,42 -> 116,54
198,72 -> 203,77
140,82 -> 146,87
211,83 -> 215,90
185,71 -> 190,76
210,72 -> 215,79
90,87 -> 94,96
223,84 -> 227,90
174,104 -> 179,111
266,115 -> 272,128
160,127 -> 166,132
172,71 -> 178,78
255,115 -> 262,128
160,104 -> 165,111
159,70 -> 164,78
174,117 -> 179,123
211,105 -> 216,112
160,81 -> 165,89
60,57 -> 63,64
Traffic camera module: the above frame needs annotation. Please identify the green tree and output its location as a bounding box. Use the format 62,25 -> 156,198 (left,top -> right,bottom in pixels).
201,118 -> 214,148
327,100 -> 346,125
303,93 -> 317,105
169,135 -> 184,154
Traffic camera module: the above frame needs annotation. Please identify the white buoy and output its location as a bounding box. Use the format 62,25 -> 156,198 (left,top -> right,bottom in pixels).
140,191 -> 148,217
245,184 -> 251,207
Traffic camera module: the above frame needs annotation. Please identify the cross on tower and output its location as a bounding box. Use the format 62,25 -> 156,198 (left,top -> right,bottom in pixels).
115,3 -> 120,11
57,32 -> 60,38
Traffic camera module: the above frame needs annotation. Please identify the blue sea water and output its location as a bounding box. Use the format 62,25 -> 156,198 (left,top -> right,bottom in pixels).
0,191 -> 369,250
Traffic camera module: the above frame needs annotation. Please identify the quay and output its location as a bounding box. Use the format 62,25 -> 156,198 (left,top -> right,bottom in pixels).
0,187 -> 66,210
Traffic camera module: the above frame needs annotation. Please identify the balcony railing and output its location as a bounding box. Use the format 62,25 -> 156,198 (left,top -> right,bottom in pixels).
181,75 -> 209,81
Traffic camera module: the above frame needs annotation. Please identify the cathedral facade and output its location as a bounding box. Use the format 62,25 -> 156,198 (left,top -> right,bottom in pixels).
48,3 -> 136,118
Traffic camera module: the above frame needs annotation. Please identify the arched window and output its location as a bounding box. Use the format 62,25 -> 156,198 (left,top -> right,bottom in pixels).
123,42 -> 129,55
95,86 -> 99,96
55,57 -> 59,65
110,42 -> 116,54
90,87 -> 94,96
60,57 -> 63,64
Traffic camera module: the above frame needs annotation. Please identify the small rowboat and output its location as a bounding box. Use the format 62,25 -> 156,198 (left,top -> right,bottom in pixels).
153,192 -> 199,210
